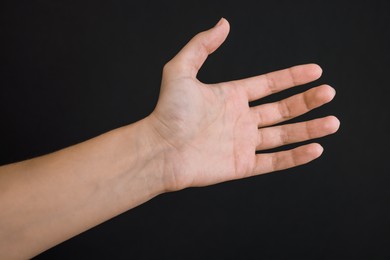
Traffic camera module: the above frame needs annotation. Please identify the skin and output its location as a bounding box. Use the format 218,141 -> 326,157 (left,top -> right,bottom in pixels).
0,18 -> 339,259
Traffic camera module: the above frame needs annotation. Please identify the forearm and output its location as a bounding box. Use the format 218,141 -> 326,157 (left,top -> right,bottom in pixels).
0,117 -> 167,259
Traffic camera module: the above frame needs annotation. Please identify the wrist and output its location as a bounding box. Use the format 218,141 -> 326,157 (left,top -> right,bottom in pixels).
119,116 -> 172,198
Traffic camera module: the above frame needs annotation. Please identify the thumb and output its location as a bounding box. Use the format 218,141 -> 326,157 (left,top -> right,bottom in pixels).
164,18 -> 230,79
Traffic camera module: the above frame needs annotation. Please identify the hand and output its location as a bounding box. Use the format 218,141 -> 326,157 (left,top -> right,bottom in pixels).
147,18 -> 339,191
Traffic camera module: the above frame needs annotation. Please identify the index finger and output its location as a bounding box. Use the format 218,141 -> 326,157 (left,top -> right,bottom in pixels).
227,64 -> 323,102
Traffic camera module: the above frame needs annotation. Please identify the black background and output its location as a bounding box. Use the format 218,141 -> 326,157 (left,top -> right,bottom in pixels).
1,0 -> 389,259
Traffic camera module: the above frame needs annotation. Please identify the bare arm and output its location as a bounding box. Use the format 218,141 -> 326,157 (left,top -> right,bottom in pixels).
0,119 -> 168,258
0,18 -> 339,259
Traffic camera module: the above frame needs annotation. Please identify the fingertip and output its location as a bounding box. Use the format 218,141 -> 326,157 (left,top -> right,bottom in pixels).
324,115 -> 341,133
317,84 -> 336,103
327,85 -> 336,99
223,17 -> 230,28
214,17 -> 230,35
215,18 -> 224,27
309,143 -> 324,157
215,17 -> 229,27
293,63 -> 323,83
309,63 -> 323,79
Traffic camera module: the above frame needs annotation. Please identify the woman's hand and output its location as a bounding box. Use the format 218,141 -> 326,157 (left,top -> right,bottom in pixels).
147,18 -> 340,191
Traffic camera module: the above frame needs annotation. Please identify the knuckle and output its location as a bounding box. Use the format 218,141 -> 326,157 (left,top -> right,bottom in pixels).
271,154 -> 279,171
302,91 -> 311,110
265,73 -> 276,94
278,100 -> 291,120
280,127 -> 289,144
288,67 -> 298,86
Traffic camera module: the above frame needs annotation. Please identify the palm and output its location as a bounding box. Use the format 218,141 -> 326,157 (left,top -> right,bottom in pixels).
148,19 -> 339,191
152,77 -> 258,188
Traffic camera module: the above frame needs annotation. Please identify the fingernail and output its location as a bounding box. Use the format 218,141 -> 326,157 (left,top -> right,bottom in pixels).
215,18 -> 224,27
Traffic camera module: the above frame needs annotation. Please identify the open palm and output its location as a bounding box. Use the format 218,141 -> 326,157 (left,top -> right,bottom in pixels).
148,18 -> 339,191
